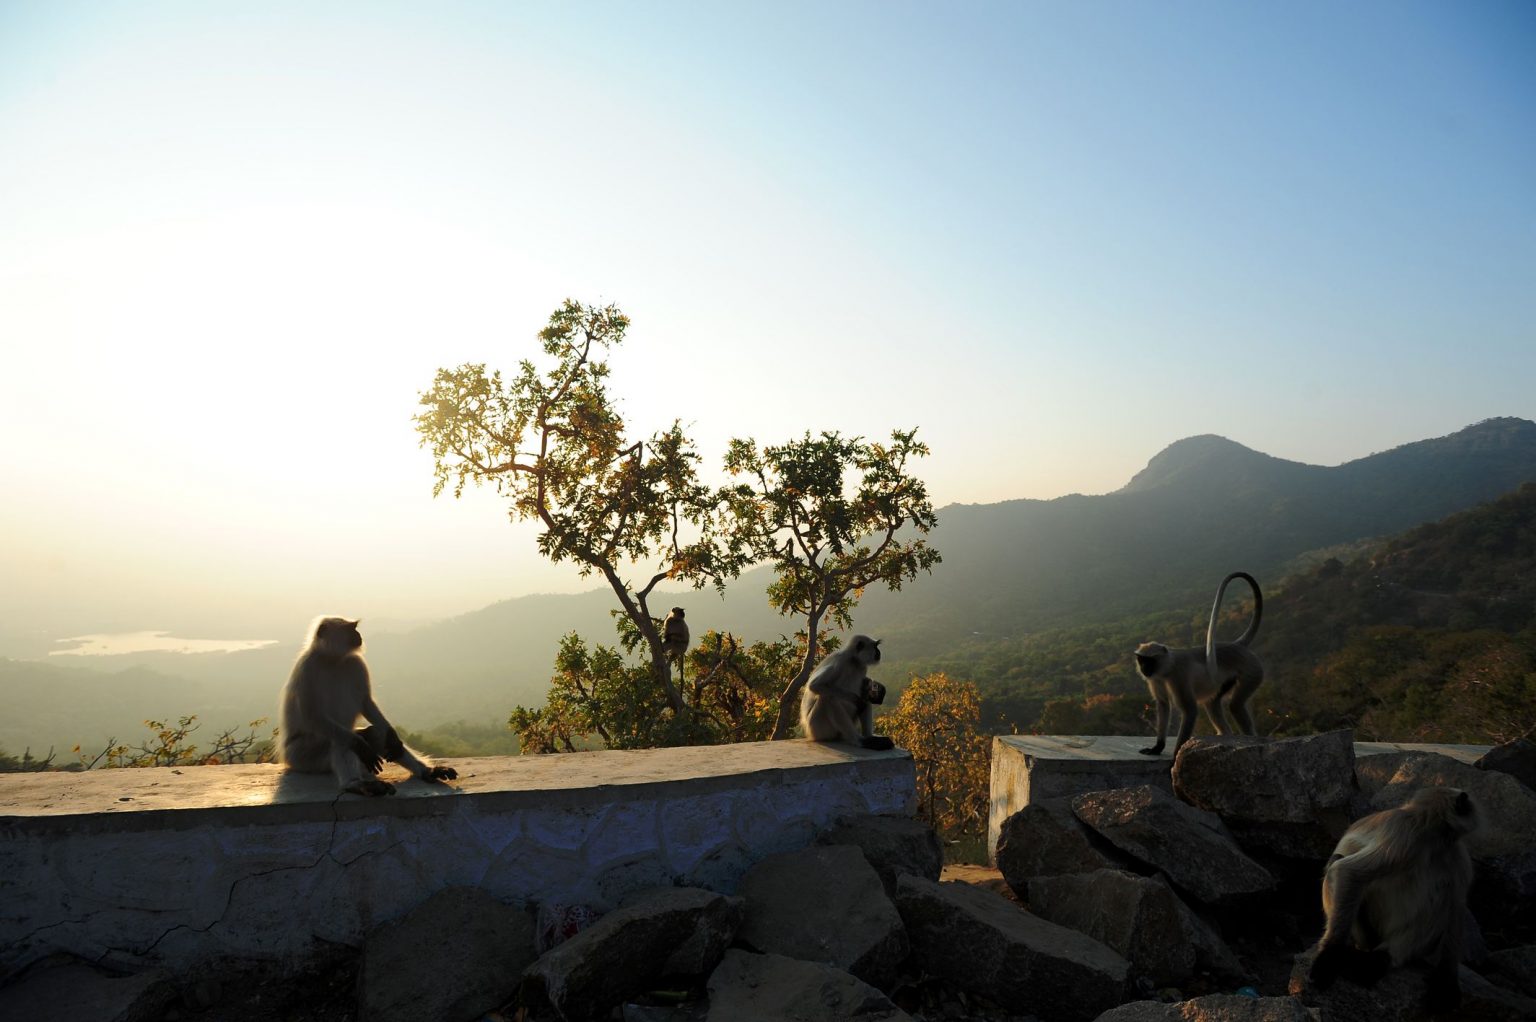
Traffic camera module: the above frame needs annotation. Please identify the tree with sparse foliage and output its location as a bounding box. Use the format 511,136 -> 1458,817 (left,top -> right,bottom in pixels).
416,301 -> 748,736
721,430 -> 940,739
74,716 -> 274,769
881,673 -> 990,840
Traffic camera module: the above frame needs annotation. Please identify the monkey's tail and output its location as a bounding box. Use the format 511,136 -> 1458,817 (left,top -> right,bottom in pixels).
1205,571 -> 1262,691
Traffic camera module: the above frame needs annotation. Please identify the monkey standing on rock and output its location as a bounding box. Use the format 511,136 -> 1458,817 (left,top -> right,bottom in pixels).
1134,571 -> 1265,756
800,635 -> 895,751
1309,786 -> 1480,1014
278,617 -> 457,796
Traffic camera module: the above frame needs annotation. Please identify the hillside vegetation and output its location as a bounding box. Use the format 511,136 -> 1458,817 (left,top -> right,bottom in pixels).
957,482 -> 1536,743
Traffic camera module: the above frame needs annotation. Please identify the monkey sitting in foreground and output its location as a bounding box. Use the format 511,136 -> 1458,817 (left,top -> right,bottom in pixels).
1134,571 -> 1264,756
661,607 -> 689,679
800,635 -> 895,751
1309,786 -> 1479,1013
278,617 -> 457,796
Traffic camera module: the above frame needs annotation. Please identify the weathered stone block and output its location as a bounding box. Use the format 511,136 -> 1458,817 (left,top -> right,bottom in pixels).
1071,786 -> 1275,907
705,949 -> 912,1021
895,873 -> 1127,1021
735,845 -> 908,989
359,886 -> 535,1022
996,797 -> 1129,898
817,814 -> 942,895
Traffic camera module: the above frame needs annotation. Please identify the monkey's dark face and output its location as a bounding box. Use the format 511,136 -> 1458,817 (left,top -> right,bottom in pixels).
851,635 -> 883,667
315,617 -> 364,656
1133,642 -> 1167,678
671,608 -> 685,618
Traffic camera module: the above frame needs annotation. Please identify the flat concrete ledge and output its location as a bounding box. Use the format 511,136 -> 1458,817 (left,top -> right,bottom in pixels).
986,734 -> 1488,862
0,742 -> 914,975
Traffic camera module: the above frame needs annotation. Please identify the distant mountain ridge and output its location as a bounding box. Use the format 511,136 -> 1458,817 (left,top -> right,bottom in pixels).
6,417 -> 1533,749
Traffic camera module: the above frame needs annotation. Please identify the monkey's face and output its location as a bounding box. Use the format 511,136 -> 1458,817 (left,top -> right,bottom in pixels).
671,608 -> 685,618
1414,786 -> 1480,837
1133,642 -> 1168,678
851,635 -> 883,668
316,617 -> 364,657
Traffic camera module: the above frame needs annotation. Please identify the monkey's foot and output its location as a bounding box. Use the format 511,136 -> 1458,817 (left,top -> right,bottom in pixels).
860,736 -> 896,751
1138,745 -> 1165,757
420,765 -> 458,782
1309,944 -> 1345,989
345,778 -> 396,797
1340,948 -> 1390,987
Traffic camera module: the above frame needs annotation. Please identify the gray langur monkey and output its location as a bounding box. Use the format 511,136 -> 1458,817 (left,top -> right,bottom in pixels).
800,635 -> 895,751
1134,571 -> 1264,756
661,607 -> 689,680
1309,786 -> 1479,1014
278,617 -> 457,796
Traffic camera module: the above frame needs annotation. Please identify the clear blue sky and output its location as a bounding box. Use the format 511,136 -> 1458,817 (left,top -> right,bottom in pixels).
1,1 -> 1533,641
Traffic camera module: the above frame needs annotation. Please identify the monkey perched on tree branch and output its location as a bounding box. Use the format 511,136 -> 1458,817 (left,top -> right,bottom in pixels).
278,617 -> 456,796
1309,786 -> 1480,1013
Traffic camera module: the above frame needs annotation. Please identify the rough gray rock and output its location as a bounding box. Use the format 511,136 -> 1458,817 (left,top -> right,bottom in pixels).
1289,946 -> 1536,1022
0,961 -> 172,1022
895,873 -> 1128,1021
1371,752 -> 1536,940
995,796 -> 1128,897
1092,994 -> 1314,1022
1028,869 -> 1246,986
1354,752 -> 1415,800
1070,786 -> 1276,907
1172,731 -> 1358,858
1477,738 -> 1536,792
704,949 -> 913,1021
360,886 -> 535,1022
522,886 -> 743,1022
1486,944 -> 1536,997
817,814 -> 943,895
735,844 -> 908,990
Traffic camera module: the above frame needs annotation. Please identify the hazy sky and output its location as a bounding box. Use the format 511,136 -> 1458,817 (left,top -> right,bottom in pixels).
2,1 -> 1533,644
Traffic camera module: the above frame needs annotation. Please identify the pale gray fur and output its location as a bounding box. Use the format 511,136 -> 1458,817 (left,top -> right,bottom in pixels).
1311,786 -> 1479,1011
278,616 -> 456,796
800,635 -> 891,750
1134,571 -> 1264,756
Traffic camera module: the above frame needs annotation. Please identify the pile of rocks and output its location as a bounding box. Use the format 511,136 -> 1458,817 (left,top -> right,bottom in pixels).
5,735 -> 1533,1022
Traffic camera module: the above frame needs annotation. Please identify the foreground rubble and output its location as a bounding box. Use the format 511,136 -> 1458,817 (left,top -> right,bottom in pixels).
5,734 -> 1534,1022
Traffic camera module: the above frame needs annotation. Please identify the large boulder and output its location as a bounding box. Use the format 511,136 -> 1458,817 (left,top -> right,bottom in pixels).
995,797 -> 1129,898
704,949 -> 912,1022
1371,753 -> 1536,942
1093,994 -> 1314,1022
1028,869 -> 1246,987
521,886 -> 743,1021
1289,946 -> 1536,1022
735,844 -> 908,990
0,961 -> 172,1022
1070,786 -> 1276,907
895,873 -> 1128,1021
1476,738 -> 1536,792
1172,731 -> 1358,858
1486,945 -> 1536,997
817,814 -> 943,896
360,886 -> 535,1022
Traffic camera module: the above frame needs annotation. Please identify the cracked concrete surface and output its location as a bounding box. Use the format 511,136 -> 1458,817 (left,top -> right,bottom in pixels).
0,741 -> 914,975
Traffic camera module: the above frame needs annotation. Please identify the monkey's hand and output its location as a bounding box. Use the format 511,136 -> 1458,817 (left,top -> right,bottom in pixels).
351,733 -> 385,775
420,764 -> 457,783
1311,942 -> 1384,989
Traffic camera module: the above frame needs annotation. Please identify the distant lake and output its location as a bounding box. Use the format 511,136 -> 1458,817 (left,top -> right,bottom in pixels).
51,632 -> 279,657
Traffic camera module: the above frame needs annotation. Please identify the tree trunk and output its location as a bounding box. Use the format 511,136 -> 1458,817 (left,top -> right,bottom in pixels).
769,608 -> 824,740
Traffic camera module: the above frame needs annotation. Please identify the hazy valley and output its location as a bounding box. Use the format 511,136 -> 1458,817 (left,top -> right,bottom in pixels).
5,416 -> 1534,759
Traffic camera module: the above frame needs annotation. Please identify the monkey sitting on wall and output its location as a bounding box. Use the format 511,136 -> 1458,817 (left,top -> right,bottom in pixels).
278,617 -> 457,796
1134,571 -> 1264,756
800,635 -> 895,751
1308,786 -> 1480,1013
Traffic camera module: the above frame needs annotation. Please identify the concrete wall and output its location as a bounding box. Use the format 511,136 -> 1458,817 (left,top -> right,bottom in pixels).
987,734 -> 1491,863
0,742 -> 914,976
